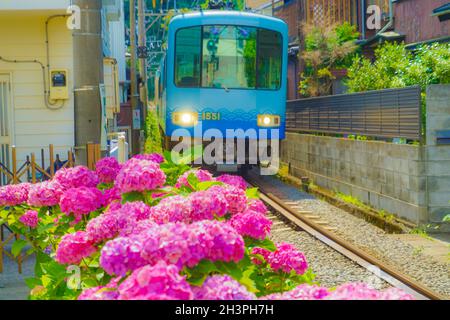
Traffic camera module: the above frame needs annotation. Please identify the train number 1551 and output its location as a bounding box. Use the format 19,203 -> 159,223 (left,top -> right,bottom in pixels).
202,112 -> 221,121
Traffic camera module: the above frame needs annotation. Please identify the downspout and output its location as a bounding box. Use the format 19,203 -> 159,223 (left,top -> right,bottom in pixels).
361,0 -> 366,40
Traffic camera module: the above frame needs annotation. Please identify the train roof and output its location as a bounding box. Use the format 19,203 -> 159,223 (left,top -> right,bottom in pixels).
169,10 -> 288,33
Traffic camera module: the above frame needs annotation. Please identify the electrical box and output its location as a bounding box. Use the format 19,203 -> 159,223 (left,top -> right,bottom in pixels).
49,69 -> 69,100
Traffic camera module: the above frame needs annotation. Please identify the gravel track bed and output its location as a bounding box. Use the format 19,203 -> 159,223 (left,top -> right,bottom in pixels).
293,199 -> 450,298
267,212 -> 391,290
256,174 -> 450,298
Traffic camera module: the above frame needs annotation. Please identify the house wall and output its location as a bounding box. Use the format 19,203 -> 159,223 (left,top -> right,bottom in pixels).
0,14 -> 74,167
394,0 -> 450,44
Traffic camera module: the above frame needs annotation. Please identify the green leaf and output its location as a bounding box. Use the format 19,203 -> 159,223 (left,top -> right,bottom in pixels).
122,191 -> 145,203
245,187 -> 260,199
11,239 -> 28,257
171,145 -> 203,165
25,277 -> 42,289
187,173 -> 200,189
245,237 -> 276,251
197,181 -> 223,191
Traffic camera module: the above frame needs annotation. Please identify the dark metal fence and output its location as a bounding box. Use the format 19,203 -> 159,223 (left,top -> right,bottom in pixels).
286,86 -> 422,140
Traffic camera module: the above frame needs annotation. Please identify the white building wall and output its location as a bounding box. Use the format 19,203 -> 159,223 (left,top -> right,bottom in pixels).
0,14 -> 74,167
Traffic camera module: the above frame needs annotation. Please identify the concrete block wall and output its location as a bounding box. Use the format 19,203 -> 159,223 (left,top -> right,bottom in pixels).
281,84 -> 450,226
281,134 -> 427,223
425,85 -> 450,224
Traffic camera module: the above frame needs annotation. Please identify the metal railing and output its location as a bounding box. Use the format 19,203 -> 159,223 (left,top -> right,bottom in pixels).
286,86 -> 423,141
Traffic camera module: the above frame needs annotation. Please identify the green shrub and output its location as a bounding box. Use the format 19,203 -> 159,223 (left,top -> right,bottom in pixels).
145,108 -> 163,154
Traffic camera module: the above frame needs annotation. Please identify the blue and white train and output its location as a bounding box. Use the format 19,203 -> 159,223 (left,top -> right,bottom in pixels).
154,10 -> 288,167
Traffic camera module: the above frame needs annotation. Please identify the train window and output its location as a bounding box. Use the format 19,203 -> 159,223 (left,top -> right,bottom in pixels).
257,29 -> 282,90
175,27 -> 202,87
174,25 -> 282,90
201,25 -> 257,89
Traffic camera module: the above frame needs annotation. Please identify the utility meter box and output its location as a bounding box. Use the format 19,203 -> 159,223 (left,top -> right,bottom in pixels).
49,69 -> 69,100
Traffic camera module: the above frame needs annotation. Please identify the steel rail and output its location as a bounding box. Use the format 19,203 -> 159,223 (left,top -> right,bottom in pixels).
245,174 -> 445,301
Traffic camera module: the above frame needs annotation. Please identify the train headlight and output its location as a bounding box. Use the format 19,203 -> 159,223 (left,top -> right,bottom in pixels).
172,111 -> 199,127
257,114 -> 280,127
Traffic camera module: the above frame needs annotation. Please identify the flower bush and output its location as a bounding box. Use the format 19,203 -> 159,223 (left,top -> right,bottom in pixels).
0,151 -> 414,300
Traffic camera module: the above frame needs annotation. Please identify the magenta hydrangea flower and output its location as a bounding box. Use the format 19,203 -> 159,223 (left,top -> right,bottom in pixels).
209,185 -> 247,215
133,153 -> 164,164
101,186 -> 122,207
78,277 -> 121,300
27,181 -> 64,207
95,157 -> 122,184
175,169 -> 214,188
55,231 -> 97,265
100,236 -> 147,276
250,247 -> 271,265
229,210 -> 272,240
0,183 -> 31,207
261,284 -> 330,300
193,275 -> 255,300
115,158 -> 166,194
189,190 -> 228,221
248,199 -> 268,215
216,174 -> 247,190
267,243 -> 308,275
149,195 -> 193,224
53,166 -> 99,189
19,210 -> 39,228
118,262 -> 193,300
59,187 -> 103,222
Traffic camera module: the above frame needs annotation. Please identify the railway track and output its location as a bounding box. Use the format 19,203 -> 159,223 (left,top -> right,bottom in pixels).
244,171 -> 445,300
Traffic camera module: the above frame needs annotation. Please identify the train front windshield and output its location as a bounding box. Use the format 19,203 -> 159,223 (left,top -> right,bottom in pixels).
175,25 -> 282,90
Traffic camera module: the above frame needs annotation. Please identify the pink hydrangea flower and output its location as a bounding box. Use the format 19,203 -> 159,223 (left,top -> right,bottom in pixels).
86,213 -> 120,244
261,284 -> 330,300
100,236 -> 147,276
149,195 -> 193,224
189,190 -> 228,220
78,277 -> 121,300
27,181 -> 64,207
100,221 -> 245,274
115,158 -> 166,194
216,174 -> 247,190
55,231 -> 97,265
378,287 -> 415,300
88,201 -> 153,244
0,183 -> 31,207
59,187 -> 103,222
53,166 -> 99,189
95,157 -> 122,184
133,153 -> 164,164
193,275 -> 255,300
326,283 -> 415,300
229,210 -> 272,240
209,185 -> 247,215
175,169 -> 214,188
248,199 -> 268,215
326,283 -> 381,300
267,243 -> 308,275
19,210 -> 39,228
118,262 -> 193,300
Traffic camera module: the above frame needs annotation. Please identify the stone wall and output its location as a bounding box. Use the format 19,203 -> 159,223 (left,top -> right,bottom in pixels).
281,85 -> 450,227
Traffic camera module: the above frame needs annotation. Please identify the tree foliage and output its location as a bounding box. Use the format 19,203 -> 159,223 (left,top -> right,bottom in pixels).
299,22 -> 360,97
346,42 -> 450,93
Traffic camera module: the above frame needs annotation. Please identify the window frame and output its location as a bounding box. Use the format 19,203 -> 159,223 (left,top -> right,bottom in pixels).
174,24 -> 283,91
